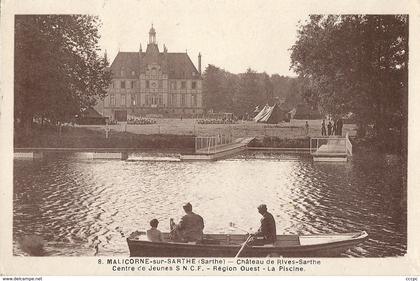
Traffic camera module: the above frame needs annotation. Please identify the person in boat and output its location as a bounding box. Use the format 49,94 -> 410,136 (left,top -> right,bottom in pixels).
249,204 -> 277,245
172,202 -> 204,243
147,218 -> 163,242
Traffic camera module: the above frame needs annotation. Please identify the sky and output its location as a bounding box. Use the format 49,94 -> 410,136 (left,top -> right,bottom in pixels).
97,0 -> 308,77
7,0 -> 412,76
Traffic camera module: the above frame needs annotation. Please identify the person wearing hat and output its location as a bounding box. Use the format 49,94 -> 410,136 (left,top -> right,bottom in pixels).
249,204 -> 277,245
172,203 -> 204,243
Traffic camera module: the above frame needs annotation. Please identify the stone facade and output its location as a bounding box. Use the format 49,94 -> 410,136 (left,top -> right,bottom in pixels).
96,25 -> 204,121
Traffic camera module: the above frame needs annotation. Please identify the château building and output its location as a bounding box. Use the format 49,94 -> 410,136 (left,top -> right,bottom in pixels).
96,25 -> 203,121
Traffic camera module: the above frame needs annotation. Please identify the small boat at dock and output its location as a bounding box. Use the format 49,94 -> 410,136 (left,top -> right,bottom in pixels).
127,231 -> 368,257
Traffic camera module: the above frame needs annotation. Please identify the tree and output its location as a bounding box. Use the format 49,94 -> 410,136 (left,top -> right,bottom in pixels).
202,65 -> 239,113
259,72 -> 274,105
202,65 -> 226,112
290,15 -> 408,140
14,15 -> 111,132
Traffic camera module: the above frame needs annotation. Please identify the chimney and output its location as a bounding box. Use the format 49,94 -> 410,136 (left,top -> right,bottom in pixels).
198,52 -> 202,74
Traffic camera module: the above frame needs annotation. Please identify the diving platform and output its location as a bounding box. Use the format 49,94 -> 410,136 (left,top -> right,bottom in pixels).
310,133 -> 353,162
180,136 -> 255,161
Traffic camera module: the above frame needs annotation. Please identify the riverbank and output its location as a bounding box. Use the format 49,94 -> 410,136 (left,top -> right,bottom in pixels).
14,126 -> 195,153
13,126 -> 314,152
248,136 -> 310,148
14,122 -> 404,155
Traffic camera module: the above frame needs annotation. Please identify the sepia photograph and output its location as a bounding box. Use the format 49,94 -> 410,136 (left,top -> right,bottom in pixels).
1,0 -> 419,277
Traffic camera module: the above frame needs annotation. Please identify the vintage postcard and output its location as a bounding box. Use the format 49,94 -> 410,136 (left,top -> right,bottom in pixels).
1,0 -> 420,277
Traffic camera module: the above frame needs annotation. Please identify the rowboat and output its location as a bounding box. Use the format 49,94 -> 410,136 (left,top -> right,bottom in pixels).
127,230 -> 368,257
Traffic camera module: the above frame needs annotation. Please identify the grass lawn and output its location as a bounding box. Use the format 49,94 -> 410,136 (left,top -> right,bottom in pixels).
82,118 -> 357,139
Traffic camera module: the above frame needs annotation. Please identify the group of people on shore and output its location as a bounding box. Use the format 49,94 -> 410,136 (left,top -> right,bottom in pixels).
321,118 -> 343,136
145,202 -> 277,246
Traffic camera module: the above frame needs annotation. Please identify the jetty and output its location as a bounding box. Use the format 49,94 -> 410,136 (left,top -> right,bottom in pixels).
310,133 -> 352,162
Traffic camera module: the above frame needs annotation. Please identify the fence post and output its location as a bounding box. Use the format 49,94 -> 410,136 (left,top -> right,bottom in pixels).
310,138 -> 312,154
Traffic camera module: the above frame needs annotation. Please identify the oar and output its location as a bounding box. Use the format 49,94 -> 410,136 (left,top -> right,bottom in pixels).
235,234 -> 253,258
229,222 -> 254,258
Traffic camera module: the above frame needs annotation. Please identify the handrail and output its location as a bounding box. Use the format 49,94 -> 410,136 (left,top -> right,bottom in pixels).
195,135 -> 234,153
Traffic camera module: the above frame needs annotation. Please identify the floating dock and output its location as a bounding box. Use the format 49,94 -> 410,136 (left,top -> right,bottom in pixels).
310,133 -> 352,162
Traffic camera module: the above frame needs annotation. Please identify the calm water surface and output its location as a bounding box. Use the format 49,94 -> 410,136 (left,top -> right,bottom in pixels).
13,151 -> 406,257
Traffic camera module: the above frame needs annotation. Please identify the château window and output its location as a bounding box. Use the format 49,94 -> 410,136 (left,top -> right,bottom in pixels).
131,81 -> 135,89
121,81 -> 126,89
192,94 -> 197,107
158,80 -> 163,89
170,81 -> 176,90
181,94 -> 185,106
181,81 -> 186,89
172,94 -> 177,106
132,71 -> 135,76
146,80 -> 150,89
192,81 -> 197,89
110,94 -> 115,106
121,95 -> 126,106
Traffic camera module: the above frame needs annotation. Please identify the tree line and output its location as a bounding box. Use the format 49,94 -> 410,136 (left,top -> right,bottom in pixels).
202,65 -> 304,117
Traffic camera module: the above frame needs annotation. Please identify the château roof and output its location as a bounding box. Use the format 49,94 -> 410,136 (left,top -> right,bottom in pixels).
109,52 -> 141,79
109,50 -> 201,80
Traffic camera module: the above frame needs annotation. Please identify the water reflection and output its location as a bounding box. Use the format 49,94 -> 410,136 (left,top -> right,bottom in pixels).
13,151 -> 406,257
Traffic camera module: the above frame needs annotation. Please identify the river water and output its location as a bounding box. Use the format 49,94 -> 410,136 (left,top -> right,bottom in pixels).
13,151 -> 406,257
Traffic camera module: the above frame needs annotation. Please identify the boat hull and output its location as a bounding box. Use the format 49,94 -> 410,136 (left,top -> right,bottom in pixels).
127,231 -> 368,257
